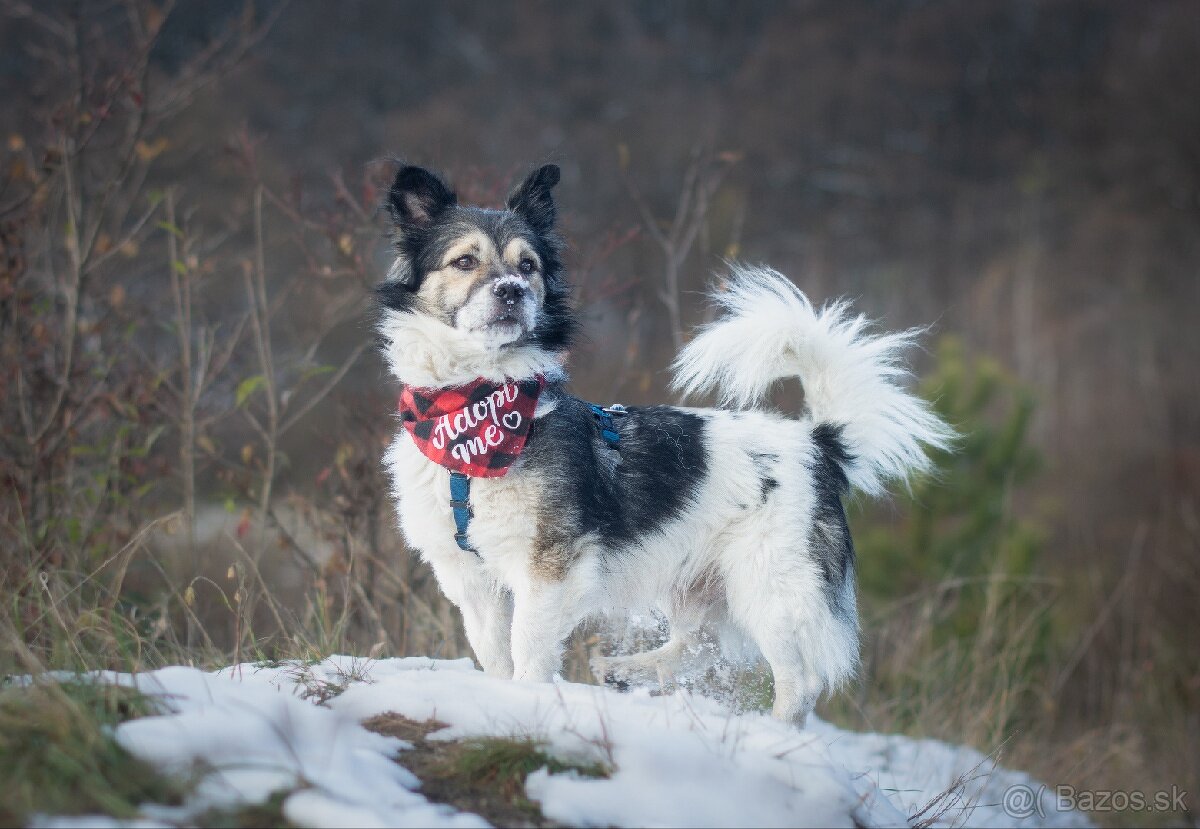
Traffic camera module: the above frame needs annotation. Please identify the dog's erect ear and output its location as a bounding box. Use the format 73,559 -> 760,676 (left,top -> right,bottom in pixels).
506,164 -> 560,234
387,165 -> 457,234
384,166 -> 456,291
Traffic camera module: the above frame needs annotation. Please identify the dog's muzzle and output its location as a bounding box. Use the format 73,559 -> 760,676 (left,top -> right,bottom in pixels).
486,275 -> 532,326
456,274 -> 535,344
493,277 -> 527,305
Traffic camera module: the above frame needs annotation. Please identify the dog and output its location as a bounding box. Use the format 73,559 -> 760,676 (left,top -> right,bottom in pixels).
376,163 -> 953,725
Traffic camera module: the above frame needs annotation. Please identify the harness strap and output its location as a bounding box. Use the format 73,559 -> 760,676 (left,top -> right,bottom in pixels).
448,471 -> 476,553
448,402 -> 628,554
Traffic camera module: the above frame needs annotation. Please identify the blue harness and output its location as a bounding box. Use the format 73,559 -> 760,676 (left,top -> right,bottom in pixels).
449,402 -> 626,554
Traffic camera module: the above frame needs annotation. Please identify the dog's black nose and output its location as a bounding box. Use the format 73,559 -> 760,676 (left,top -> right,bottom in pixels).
493,280 -> 526,304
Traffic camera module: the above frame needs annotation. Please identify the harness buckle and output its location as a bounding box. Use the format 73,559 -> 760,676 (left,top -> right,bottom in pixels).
589,403 -> 625,451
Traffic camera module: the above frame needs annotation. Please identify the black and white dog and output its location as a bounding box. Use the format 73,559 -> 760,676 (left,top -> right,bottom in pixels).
377,163 -> 952,725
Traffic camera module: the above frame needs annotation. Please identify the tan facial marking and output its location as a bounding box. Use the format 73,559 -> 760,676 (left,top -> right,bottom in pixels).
416,231 -> 492,320
502,239 -> 546,304
502,239 -> 541,272
441,231 -> 494,269
417,230 -> 547,327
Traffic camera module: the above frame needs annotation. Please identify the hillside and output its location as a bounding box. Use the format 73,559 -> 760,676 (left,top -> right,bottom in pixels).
21,657 -> 1091,828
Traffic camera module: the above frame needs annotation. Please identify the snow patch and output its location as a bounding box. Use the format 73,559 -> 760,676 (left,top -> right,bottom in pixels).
27,656 -> 1090,828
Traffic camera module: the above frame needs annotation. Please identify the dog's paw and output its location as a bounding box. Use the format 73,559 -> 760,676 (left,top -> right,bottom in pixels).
593,651 -> 667,692
604,673 -> 631,692
589,652 -> 629,691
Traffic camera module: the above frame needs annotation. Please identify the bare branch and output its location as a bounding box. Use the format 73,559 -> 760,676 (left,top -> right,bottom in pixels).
279,341 -> 370,437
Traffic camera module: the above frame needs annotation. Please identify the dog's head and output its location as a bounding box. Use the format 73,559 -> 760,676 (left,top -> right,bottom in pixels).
376,164 -> 576,387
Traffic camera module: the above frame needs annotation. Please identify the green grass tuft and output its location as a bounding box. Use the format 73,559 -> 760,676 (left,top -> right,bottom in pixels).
364,714 -> 609,827
430,735 -> 609,824
452,735 -> 608,790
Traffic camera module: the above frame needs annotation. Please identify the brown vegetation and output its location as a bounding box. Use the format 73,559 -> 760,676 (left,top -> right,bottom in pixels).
0,2 -> 1196,826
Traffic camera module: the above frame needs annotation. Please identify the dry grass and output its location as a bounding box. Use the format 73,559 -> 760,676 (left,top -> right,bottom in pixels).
0,680 -> 186,824
819,569 -> 1199,828
0,4 -> 1196,827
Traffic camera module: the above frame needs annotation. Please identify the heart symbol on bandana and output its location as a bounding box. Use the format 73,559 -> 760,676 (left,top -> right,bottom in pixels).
501,411 -> 523,431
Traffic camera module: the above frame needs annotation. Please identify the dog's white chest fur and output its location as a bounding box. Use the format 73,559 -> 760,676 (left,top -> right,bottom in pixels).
386,434 -> 537,576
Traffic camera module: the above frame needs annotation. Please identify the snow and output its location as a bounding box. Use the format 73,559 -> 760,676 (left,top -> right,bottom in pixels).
25,656 -> 1090,828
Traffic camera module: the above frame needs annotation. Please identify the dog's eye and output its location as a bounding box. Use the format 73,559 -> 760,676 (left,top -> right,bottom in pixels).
452,254 -> 478,271
518,258 -> 537,274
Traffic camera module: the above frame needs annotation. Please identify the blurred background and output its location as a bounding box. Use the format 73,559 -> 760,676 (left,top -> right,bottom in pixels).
1,2 -> 1196,824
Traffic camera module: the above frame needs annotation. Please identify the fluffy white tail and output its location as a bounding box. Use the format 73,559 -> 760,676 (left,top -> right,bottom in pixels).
671,265 -> 954,496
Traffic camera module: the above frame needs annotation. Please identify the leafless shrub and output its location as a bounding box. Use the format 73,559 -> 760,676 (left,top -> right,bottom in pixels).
618,140 -> 740,351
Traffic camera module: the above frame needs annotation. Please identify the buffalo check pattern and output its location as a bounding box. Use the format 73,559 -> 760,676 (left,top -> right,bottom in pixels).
398,376 -> 545,477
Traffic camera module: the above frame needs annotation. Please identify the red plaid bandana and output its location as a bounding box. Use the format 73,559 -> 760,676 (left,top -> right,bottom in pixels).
398,376 -> 545,477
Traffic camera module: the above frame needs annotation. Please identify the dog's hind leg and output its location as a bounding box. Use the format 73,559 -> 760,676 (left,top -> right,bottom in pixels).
757,639 -> 825,727
590,627 -> 717,689
724,536 -> 858,727
744,597 -> 859,727
591,591 -> 721,689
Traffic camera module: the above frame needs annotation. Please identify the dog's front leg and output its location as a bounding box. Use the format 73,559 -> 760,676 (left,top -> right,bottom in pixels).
458,583 -> 515,679
509,579 -> 577,682
426,556 -> 514,678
